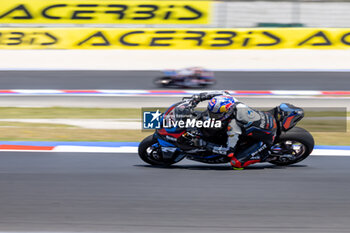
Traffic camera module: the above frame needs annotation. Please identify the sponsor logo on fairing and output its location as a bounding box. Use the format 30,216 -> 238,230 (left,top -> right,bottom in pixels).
251,144 -> 267,157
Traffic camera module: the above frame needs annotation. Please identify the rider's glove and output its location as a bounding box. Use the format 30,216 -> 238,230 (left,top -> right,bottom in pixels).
199,92 -> 208,101
199,91 -> 231,101
190,94 -> 201,104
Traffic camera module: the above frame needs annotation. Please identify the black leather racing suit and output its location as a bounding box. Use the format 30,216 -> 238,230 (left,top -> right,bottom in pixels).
191,92 -> 277,165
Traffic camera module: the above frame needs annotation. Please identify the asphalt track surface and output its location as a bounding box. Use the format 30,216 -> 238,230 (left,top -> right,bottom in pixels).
0,71 -> 350,90
0,152 -> 349,233
0,71 -> 349,233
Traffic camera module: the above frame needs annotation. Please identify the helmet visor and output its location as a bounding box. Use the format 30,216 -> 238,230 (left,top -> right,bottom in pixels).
209,111 -> 225,120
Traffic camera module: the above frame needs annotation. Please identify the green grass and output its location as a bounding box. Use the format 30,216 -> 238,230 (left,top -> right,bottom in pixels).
0,128 -> 151,142
1,107 -> 347,119
0,122 -> 76,128
0,107 -> 348,145
0,107 -> 141,119
298,119 -> 347,132
312,132 -> 350,146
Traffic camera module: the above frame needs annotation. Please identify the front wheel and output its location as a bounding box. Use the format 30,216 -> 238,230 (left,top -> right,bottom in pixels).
154,77 -> 172,87
138,135 -> 179,166
269,127 -> 314,166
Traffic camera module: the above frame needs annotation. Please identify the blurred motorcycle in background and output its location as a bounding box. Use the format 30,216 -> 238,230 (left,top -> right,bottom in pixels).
154,67 -> 216,88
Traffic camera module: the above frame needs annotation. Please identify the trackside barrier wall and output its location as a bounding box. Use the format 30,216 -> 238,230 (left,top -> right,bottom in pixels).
1,28 -> 350,49
2,1 -> 350,28
0,0 -> 211,25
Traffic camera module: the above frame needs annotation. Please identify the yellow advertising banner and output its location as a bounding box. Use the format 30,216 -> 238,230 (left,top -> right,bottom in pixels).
0,28 -> 350,49
0,0 -> 211,24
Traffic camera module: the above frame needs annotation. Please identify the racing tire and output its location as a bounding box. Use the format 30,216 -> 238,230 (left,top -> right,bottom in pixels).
268,127 -> 314,166
138,135 -> 179,166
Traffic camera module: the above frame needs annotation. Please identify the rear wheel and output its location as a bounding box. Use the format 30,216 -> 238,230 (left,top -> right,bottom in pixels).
269,127 -> 314,166
138,135 -> 179,166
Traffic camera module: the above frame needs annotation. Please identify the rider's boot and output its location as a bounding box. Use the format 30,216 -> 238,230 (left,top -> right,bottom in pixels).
228,142 -> 268,169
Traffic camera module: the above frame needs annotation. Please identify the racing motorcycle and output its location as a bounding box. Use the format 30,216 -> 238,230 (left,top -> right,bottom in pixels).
154,69 -> 216,88
138,98 -> 314,168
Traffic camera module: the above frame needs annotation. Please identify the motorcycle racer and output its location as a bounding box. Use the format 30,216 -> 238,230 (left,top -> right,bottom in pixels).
155,67 -> 215,88
188,91 -> 277,169
139,92 -> 313,169
175,67 -> 213,87
177,67 -> 204,78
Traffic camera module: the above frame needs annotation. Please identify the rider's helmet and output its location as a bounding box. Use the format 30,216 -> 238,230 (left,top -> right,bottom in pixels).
207,95 -> 236,120
190,67 -> 204,76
